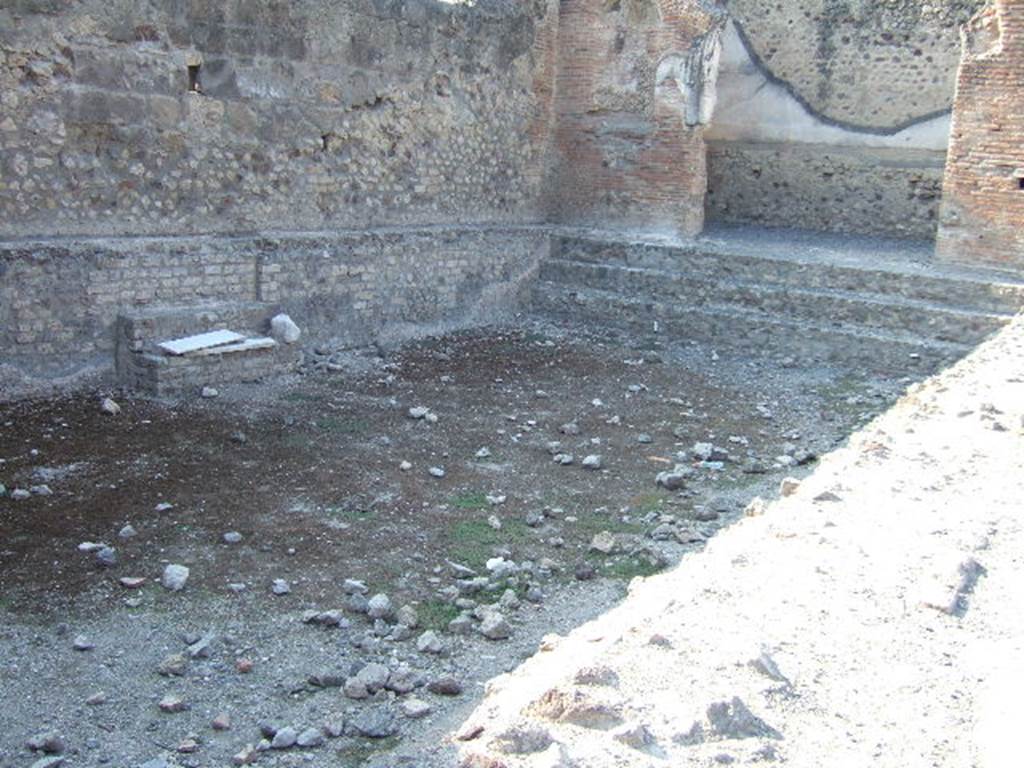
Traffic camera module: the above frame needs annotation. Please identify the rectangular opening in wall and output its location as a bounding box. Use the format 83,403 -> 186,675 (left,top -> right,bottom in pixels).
188,64 -> 201,93
1017,177 -> 1024,191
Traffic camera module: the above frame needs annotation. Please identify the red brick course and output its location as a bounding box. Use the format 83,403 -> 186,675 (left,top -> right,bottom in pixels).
938,0 -> 1024,270
549,0 -> 721,238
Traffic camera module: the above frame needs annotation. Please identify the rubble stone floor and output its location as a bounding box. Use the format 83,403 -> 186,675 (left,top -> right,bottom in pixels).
0,321 -> 931,767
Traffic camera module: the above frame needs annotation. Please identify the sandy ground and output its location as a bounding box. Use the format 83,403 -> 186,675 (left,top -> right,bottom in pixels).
455,316 -> 1024,768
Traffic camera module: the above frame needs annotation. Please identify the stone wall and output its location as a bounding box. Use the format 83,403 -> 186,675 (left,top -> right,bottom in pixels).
0,227 -> 549,385
548,0 -> 725,238
0,0 -> 557,238
723,0 -> 983,131
0,0 -> 560,394
706,3 -> 978,239
938,0 -> 1024,270
707,143 -> 946,240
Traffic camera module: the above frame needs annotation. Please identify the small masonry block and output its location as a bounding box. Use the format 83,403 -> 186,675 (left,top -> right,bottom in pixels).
159,329 -> 245,356
192,337 -> 277,356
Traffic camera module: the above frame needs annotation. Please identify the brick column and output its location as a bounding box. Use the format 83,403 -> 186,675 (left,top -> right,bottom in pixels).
937,0 -> 1024,271
549,0 -> 724,239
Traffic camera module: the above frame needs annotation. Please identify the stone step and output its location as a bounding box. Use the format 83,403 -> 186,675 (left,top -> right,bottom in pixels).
539,258 -> 1012,346
532,281 -> 971,373
553,235 -> 1024,316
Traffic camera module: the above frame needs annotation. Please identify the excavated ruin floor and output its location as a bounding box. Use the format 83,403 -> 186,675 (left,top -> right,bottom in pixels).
456,317 -> 1024,768
0,321 -> 938,767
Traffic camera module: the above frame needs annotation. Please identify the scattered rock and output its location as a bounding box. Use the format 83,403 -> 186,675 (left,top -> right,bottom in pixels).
158,695 -> 188,713
232,745 -> 258,765
343,578 -> 369,594
85,691 -> 107,706
588,531 -> 618,555
158,653 -> 188,677
201,386 -> 219,398
351,707 -> 398,738
223,531 -> 243,544
100,397 -> 121,415
492,724 -> 553,755
212,713 -> 232,731
656,465 -> 692,490
396,604 -> 419,628
779,477 -> 801,497
72,635 -> 94,651
385,666 -> 419,694
429,466 -> 446,478
270,313 -> 301,344
614,723 -> 656,751
187,633 -> 215,659
417,629 -> 444,654
744,497 -> 767,518
95,546 -> 117,568
296,727 -> 325,748
118,524 -> 137,539
161,564 -> 190,591
26,732 -> 65,755
748,651 -> 791,685
582,454 -> 603,470
427,676 -> 464,696
271,726 -> 299,749
574,561 -> 596,581
480,611 -> 511,640
271,578 -> 291,595
367,593 -> 393,620
402,698 -> 433,719
706,697 -> 782,740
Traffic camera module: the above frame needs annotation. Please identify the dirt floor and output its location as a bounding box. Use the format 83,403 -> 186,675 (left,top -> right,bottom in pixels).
456,316 -> 1024,768
0,321 -> 913,768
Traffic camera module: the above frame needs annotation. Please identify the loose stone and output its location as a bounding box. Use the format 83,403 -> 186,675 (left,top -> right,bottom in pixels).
161,564 -> 190,591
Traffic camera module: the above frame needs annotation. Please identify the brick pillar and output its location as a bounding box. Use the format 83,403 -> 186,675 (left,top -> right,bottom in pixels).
937,0 -> 1024,271
549,0 -> 724,239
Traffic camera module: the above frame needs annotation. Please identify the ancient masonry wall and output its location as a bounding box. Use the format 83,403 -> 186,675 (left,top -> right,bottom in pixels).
0,0 -> 560,385
938,0 -> 1024,270
547,0 -> 723,238
0,227 -> 549,380
706,2 -> 982,239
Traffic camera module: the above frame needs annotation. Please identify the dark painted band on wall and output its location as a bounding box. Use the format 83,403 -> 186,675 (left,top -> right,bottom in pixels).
729,19 -> 954,137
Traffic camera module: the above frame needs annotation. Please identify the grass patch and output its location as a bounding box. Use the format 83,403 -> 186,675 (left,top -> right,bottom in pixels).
572,510 -> 642,538
417,600 -> 461,631
450,491 -> 489,511
336,736 -> 402,767
325,506 -> 376,524
583,551 -> 665,581
628,492 -> 668,515
448,517 -> 534,570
